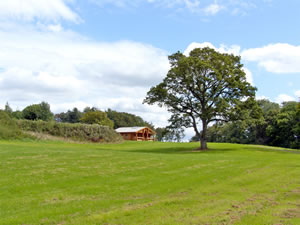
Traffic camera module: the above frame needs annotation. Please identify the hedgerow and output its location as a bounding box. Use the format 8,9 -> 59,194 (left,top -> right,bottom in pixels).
0,111 -> 34,140
16,120 -> 123,143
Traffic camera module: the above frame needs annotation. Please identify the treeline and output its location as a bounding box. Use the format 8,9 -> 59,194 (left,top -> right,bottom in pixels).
3,102 -> 153,130
0,109 -> 122,142
191,100 -> 300,149
3,101 -> 185,142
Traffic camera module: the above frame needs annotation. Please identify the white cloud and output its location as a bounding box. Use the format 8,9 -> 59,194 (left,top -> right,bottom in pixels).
0,25 -> 170,127
0,0 -> 79,22
47,24 -> 63,32
242,68 -> 254,85
89,0 -> 267,16
241,43 -> 300,73
91,0 -> 202,10
275,94 -> 296,104
91,0 -> 225,15
295,90 -> 300,98
203,2 -> 224,15
256,95 -> 270,100
184,42 -> 241,55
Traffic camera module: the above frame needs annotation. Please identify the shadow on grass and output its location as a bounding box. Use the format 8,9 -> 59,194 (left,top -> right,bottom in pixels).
96,142 -> 300,155
120,146 -> 236,155
243,145 -> 300,154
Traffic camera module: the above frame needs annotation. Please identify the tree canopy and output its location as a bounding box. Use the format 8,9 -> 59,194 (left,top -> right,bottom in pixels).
22,102 -> 53,121
144,47 -> 257,149
80,111 -> 114,128
106,109 -> 154,129
55,108 -> 82,123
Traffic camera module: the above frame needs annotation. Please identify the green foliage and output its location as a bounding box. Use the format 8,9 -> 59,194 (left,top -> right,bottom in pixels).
106,109 -> 154,129
80,111 -> 114,128
155,127 -> 168,141
155,127 -> 185,142
11,110 -> 23,119
0,110 -> 13,125
4,102 -> 12,114
55,107 -> 83,123
0,110 -> 33,140
266,101 -> 299,149
197,100 -> 300,149
144,47 -> 257,149
83,106 -> 99,113
16,120 -> 122,143
22,102 -> 53,121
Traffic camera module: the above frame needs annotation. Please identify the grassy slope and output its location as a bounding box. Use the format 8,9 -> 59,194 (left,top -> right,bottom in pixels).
0,141 -> 299,225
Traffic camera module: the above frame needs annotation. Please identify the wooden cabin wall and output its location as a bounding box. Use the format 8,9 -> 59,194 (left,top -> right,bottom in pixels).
119,129 -> 155,141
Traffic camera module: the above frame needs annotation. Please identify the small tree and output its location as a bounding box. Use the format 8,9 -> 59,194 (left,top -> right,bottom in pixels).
80,111 -> 114,128
144,47 -> 257,150
4,102 -> 13,114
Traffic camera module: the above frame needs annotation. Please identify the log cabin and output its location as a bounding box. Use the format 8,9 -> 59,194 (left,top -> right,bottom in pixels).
115,127 -> 155,141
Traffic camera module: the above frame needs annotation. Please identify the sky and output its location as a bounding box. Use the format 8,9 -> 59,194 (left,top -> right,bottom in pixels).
0,0 -> 299,138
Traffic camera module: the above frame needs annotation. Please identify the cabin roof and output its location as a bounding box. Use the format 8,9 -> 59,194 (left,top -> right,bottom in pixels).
115,127 -> 155,133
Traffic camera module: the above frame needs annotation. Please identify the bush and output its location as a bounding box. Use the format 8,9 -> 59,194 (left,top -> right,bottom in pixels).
16,120 -> 123,143
0,111 -> 33,140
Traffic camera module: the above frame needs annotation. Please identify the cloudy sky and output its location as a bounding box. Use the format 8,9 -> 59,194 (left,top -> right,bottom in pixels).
0,0 -> 299,137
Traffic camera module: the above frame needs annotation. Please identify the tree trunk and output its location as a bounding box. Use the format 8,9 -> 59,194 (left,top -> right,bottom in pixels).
200,120 -> 208,150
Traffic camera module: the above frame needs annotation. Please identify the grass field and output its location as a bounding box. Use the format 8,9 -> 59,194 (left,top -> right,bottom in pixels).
0,140 -> 299,225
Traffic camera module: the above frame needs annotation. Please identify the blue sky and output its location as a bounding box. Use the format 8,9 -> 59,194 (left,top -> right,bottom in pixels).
0,0 -> 299,136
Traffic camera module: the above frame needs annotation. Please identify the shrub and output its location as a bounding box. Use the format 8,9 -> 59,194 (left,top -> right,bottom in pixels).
0,111 -> 33,140
16,120 -> 123,143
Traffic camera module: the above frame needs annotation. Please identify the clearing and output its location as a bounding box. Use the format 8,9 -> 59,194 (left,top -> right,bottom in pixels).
0,141 -> 299,224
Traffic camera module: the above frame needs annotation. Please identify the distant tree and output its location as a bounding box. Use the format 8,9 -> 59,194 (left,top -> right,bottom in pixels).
203,100 -> 299,149
164,127 -> 185,142
22,102 -> 53,121
106,109 -> 154,129
83,106 -> 98,113
80,111 -> 114,128
55,108 -> 82,123
190,134 -> 200,142
294,102 -> 300,148
191,122 -> 222,143
11,110 -> 23,119
155,126 -> 185,142
144,47 -> 257,150
155,127 -> 168,141
266,101 -> 299,148
4,102 -> 13,115
251,99 -> 280,145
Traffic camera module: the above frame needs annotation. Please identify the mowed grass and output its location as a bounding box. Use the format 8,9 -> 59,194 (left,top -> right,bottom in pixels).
0,141 -> 299,225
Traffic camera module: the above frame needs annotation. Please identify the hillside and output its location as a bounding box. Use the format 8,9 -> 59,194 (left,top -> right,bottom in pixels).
0,141 -> 299,224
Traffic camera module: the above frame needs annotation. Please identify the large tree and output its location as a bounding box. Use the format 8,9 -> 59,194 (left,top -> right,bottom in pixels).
144,47 -> 257,150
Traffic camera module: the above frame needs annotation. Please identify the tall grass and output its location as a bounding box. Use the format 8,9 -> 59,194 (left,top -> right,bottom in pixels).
16,119 -> 123,143
0,111 -> 33,140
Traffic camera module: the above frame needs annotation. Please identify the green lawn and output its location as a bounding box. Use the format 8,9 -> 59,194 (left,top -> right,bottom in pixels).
0,140 -> 299,225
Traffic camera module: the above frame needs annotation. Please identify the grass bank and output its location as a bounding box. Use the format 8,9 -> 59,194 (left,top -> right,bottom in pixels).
0,141 -> 299,224
16,120 -> 123,143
